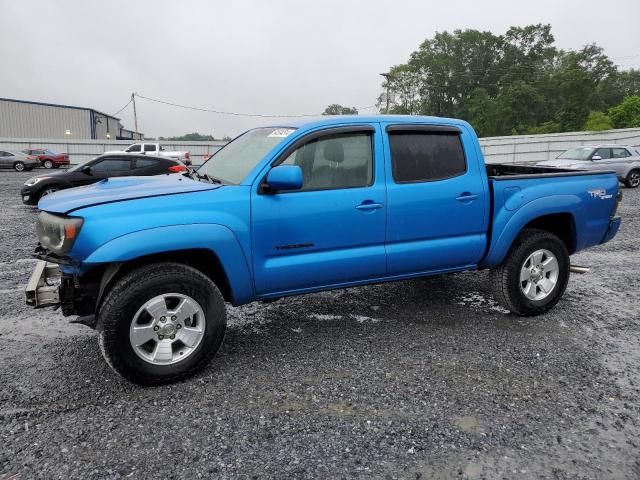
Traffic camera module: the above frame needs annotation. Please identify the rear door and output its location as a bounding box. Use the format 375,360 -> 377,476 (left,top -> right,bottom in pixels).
143,144 -> 157,155
383,124 -> 487,275
251,125 -> 387,296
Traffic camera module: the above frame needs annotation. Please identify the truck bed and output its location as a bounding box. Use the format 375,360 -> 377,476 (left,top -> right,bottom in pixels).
486,163 -> 609,179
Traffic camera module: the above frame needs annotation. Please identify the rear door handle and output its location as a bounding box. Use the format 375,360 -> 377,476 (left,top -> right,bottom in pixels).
356,202 -> 383,211
456,193 -> 479,202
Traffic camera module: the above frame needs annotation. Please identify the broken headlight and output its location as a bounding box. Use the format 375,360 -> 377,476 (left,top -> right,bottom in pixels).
36,211 -> 84,255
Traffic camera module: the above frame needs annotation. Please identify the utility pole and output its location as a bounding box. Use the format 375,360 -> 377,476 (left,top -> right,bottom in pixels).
131,92 -> 139,136
380,73 -> 391,114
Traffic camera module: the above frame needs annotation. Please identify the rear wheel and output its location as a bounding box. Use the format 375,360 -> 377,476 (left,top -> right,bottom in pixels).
43,159 -> 54,169
490,228 -> 570,316
625,169 -> 640,188
97,262 -> 226,385
14,161 -> 25,172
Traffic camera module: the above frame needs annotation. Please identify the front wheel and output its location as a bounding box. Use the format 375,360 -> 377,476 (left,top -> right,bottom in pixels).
39,185 -> 60,200
97,262 -> 227,385
625,169 -> 640,188
14,161 -> 25,172
43,160 -> 54,169
490,228 -> 570,316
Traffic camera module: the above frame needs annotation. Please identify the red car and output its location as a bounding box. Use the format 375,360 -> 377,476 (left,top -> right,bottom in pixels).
21,148 -> 70,169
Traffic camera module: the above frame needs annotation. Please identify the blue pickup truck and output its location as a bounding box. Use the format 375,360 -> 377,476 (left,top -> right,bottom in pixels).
26,115 -> 622,384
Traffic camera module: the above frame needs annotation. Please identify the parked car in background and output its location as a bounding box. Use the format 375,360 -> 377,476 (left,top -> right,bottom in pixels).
536,145 -> 640,188
20,153 -> 188,205
0,150 -> 39,171
106,142 -> 191,165
21,148 -> 70,169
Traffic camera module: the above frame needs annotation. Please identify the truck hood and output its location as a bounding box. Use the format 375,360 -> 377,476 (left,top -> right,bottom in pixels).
39,174 -> 220,214
535,159 -> 591,169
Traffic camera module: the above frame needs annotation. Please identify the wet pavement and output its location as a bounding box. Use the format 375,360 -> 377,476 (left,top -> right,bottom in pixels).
1,171 -> 639,479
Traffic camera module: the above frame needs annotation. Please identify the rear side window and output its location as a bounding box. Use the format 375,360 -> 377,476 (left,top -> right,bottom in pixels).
389,131 -> 466,183
135,158 -> 159,169
611,148 -> 630,158
143,144 -> 156,152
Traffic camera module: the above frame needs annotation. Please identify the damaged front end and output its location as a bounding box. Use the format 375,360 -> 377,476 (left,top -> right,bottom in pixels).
25,260 -> 61,308
25,245 -> 103,328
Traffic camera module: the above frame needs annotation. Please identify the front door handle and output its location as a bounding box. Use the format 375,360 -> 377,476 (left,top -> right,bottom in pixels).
456,193 -> 479,202
356,202 -> 383,211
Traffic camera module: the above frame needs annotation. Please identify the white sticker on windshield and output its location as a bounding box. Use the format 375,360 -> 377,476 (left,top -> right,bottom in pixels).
268,128 -> 295,138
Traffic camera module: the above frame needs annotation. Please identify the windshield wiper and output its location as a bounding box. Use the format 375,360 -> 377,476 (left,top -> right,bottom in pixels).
193,171 -> 223,184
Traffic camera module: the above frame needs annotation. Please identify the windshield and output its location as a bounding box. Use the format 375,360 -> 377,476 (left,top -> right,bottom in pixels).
557,147 -> 594,160
198,127 -> 296,184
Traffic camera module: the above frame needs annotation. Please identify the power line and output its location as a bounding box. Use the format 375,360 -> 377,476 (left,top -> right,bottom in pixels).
136,93 -> 364,118
111,97 -> 133,117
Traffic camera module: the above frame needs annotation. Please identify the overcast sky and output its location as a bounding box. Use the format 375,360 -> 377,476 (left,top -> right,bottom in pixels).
2,0 -> 639,138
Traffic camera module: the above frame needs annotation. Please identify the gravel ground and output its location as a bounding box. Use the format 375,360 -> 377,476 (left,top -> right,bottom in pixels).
1,170 -> 639,479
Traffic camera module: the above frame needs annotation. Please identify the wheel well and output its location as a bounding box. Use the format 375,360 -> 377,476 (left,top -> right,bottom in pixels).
103,249 -> 233,303
523,213 -> 576,254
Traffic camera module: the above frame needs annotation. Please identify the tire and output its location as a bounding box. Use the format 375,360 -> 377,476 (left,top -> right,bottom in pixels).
97,262 -> 227,385
43,159 -> 54,169
39,185 -> 60,200
624,169 -> 640,188
14,161 -> 25,172
490,228 -> 570,316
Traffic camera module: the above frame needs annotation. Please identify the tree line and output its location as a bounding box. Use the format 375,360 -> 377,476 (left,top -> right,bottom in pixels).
325,24 -> 640,137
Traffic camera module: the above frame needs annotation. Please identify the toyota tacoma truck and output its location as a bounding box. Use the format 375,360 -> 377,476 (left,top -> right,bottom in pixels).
25,116 -> 622,385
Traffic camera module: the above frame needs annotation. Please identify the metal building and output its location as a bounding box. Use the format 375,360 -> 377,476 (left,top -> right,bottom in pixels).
0,97 -> 143,140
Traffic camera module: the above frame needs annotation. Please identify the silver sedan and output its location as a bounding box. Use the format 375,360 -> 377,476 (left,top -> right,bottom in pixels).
0,150 -> 39,172
537,144 -> 640,188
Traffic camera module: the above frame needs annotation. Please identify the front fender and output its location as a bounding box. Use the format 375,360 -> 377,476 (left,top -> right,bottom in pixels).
83,224 -> 255,305
481,195 -> 584,267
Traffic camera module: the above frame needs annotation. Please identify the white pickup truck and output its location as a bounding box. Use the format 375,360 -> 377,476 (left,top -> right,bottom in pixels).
107,143 -> 191,165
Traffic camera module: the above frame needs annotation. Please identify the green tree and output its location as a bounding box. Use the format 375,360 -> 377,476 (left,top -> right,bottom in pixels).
583,111 -> 613,131
322,104 -> 358,115
164,132 -> 215,141
609,96 -> 640,128
377,25 -> 635,136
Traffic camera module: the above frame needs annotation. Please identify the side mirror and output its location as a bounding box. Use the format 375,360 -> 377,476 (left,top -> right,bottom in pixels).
266,165 -> 303,192
81,165 -> 92,175
591,155 -> 602,161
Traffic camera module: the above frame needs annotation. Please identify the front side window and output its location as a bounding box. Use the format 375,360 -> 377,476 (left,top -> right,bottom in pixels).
389,131 -> 466,183
280,132 -> 373,191
128,144 -> 141,152
594,148 -> 611,159
92,157 -> 131,173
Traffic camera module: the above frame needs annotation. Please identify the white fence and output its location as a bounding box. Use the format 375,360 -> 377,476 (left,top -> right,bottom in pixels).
3,127 -> 640,167
0,138 -> 226,165
479,128 -> 640,164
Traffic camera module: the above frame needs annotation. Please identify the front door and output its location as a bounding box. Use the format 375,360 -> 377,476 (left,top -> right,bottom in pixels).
383,124 -> 488,275
251,125 -> 387,296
